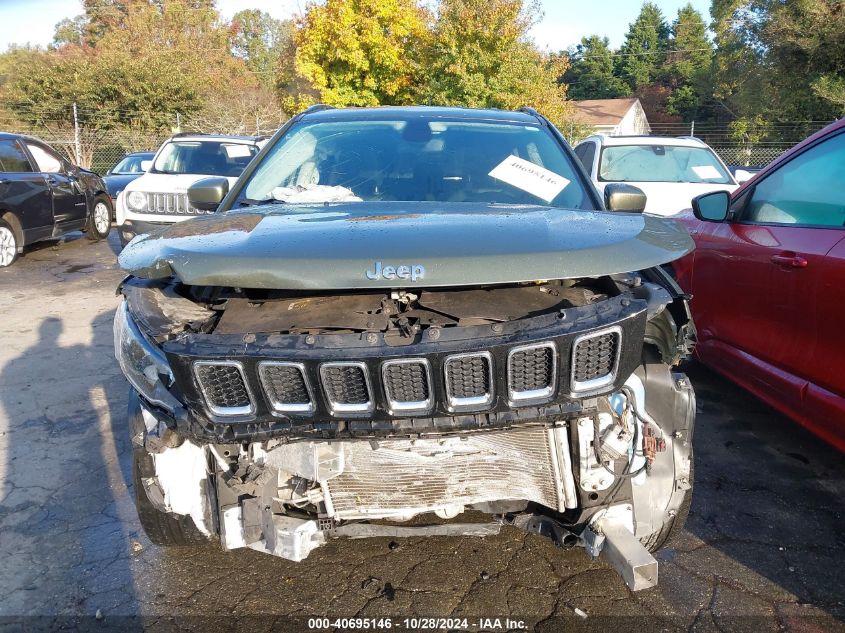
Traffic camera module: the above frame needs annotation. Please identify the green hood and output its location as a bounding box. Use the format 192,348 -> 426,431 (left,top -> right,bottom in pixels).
118,201 -> 694,289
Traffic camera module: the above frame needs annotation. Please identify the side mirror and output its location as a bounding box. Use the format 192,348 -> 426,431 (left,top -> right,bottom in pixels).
188,177 -> 229,211
604,183 -> 647,213
692,190 -> 730,222
734,169 -> 754,184
140,160 -> 152,172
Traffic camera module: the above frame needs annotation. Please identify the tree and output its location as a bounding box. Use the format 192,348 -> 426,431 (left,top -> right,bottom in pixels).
229,9 -> 292,89
53,16 -> 87,48
563,35 -> 630,100
664,4 -> 713,119
419,0 -> 573,126
617,2 -> 670,90
292,0 -> 431,107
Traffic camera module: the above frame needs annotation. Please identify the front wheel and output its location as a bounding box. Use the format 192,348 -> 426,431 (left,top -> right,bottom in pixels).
0,219 -> 19,267
86,194 -> 112,241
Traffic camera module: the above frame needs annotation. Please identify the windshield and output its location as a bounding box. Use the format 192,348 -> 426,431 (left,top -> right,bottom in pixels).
599,144 -> 733,184
240,119 -> 591,209
153,141 -> 258,177
110,154 -> 150,174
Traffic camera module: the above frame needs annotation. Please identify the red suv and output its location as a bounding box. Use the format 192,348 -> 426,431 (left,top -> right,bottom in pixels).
673,118 -> 845,451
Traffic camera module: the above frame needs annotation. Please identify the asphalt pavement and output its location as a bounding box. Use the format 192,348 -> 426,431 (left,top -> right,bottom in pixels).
0,231 -> 843,632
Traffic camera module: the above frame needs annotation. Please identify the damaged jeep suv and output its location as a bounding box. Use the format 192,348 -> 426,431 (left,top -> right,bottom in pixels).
114,105 -> 696,590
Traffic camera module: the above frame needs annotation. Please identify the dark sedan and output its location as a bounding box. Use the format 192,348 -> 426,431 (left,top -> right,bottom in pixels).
0,133 -> 112,267
103,152 -> 154,203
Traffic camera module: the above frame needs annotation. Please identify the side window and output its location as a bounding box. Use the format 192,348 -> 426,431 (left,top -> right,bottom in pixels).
743,132 -> 845,227
0,140 -> 33,173
574,143 -> 596,173
26,143 -> 64,174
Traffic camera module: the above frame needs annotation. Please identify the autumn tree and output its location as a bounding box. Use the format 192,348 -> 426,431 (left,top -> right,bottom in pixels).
419,0 -> 572,126
564,35 -> 630,100
291,0 -> 431,107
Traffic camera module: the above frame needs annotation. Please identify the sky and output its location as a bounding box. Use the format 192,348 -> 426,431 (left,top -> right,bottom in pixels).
0,0 -> 712,52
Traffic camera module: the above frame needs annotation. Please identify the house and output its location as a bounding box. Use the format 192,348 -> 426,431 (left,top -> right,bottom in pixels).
571,97 -> 651,136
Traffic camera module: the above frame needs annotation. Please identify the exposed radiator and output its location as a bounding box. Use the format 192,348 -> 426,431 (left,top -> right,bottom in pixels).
322,425 -> 577,519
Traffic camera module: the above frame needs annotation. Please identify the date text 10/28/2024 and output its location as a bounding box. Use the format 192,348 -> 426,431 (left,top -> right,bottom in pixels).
307,618 -> 528,630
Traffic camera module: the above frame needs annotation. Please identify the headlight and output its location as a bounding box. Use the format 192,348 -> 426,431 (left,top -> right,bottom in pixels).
114,301 -> 181,412
126,190 -> 147,211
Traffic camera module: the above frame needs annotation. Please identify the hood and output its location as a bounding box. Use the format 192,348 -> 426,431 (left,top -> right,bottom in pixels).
124,172 -> 240,193
596,181 -> 738,217
103,173 -> 140,196
118,201 -> 695,290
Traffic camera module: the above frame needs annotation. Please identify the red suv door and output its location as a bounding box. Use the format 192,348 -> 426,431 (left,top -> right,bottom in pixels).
687,129 -> 845,446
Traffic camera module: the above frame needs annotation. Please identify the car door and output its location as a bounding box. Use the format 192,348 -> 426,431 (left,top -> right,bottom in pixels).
689,129 -> 845,412
0,138 -> 53,243
24,141 -> 88,230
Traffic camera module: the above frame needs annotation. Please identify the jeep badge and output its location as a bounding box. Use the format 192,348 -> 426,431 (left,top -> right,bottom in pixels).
366,261 -> 425,282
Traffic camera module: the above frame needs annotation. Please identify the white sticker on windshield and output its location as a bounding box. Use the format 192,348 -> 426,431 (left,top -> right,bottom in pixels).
488,155 -> 569,203
224,144 -> 252,158
691,165 -> 722,180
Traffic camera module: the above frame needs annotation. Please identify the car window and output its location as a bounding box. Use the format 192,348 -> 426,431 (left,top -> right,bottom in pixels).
0,140 -> 33,172
574,142 -> 596,173
26,143 -> 64,174
153,141 -> 257,177
111,155 -> 147,174
598,144 -> 733,184
241,119 -> 591,209
742,131 -> 845,228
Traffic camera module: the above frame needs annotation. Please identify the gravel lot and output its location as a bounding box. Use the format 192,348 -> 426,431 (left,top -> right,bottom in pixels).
0,232 -> 843,632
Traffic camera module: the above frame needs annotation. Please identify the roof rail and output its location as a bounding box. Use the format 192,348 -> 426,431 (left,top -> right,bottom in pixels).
302,104 -> 334,115
518,107 -> 541,117
676,135 -> 704,143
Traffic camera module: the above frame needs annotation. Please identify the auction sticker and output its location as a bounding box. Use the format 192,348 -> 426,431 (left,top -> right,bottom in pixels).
489,155 -> 569,203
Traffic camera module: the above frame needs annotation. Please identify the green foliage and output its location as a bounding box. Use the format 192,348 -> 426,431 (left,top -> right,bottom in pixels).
617,2 -> 670,90
293,0 -> 431,107
229,9 -> 292,89
564,35 -> 630,100
417,0 -> 572,126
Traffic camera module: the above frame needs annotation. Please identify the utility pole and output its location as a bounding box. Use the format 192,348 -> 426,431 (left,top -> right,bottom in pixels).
690,120 -> 695,137
175,112 -> 181,133
72,102 -> 81,165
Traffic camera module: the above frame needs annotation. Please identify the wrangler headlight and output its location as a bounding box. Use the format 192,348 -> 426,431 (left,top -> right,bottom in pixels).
114,301 -> 180,413
126,190 -> 147,211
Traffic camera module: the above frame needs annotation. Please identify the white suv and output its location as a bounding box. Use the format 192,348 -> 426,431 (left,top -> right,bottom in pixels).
116,134 -> 261,245
573,135 -> 746,216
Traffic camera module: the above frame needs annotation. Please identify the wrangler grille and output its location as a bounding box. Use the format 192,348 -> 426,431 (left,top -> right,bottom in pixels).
382,359 -> 432,413
194,361 -> 253,415
259,362 -> 313,413
144,192 -> 210,216
572,328 -> 621,391
444,353 -> 493,410
320,362 -> 373,414
508,343 -> 556,403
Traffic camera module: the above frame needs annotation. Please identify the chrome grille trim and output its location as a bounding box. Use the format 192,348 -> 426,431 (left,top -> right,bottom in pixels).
193,360 -> 255,417
381,358 -> 433,415
144,191 -> 210,216
570,326 -> 622,394
443,351 -> 494,412
257,361 -> 315,414
507,342 -> 557,405
319,361 -> 374,416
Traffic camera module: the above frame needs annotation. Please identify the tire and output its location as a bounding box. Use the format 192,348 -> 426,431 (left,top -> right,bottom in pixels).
639,455 -> 693,552
86,194 -> 112,241
0,219 -> 19,267
132,447 -> 210,546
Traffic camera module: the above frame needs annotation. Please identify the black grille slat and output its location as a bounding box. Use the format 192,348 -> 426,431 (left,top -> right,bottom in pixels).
446,355 -> 491,399
322,365 -> 370,405
573,332 -> 619,383
195,363 -> 251,411
510,347 -> 554,392
384,362 -> 429,403
261,364 -> 311,406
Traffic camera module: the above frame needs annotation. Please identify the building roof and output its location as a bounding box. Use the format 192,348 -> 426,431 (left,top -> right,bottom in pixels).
571,98 -> 640,126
